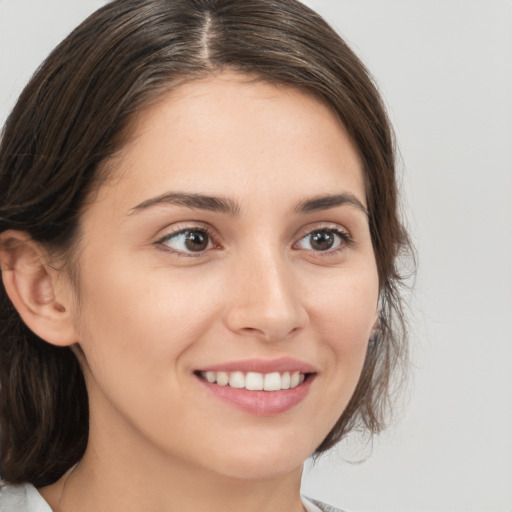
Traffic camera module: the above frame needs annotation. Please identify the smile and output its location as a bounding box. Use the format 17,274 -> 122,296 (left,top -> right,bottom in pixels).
194,359 -> 316,416
197,370 -> 307,391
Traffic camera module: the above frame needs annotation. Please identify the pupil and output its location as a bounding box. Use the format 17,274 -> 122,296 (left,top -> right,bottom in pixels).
311,230 -> 334,251
184,230 -> 208,251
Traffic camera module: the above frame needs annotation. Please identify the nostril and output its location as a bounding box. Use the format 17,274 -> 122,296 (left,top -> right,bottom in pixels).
241,327 -> 259,334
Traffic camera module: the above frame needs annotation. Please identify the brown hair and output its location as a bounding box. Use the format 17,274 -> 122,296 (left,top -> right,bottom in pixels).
0,0 -> 411,487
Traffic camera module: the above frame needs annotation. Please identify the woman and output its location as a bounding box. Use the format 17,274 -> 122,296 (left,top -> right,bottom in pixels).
0,1 -> 411,511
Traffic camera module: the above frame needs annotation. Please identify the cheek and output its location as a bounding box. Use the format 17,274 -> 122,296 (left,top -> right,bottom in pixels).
308,264 -> 379,388
73,256 -> 223,378
312,269 -> 378,342
71,264 -> 221,440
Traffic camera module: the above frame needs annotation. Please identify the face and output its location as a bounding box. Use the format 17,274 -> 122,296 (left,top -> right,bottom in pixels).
67,73 -> 379,480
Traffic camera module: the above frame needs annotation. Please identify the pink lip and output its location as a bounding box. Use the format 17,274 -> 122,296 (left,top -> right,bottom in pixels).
195,356 -> 317,374
197,376 -> 315,416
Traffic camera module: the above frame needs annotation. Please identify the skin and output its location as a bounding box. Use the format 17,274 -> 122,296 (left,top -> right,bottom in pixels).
5,72 -> 379,511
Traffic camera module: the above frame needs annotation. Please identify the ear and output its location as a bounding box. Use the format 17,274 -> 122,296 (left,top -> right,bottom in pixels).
0,230 -> 78,347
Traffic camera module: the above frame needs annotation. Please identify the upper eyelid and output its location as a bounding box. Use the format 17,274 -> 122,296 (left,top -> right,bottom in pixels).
294,227 -> 352,247
155,226 -> 218,258
294,222 -> 352,241
155,222 -> 217,242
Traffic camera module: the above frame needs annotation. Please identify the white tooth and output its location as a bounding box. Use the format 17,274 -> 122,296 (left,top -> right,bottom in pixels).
205,371 -> 216,383
245,372 -> 263,390
229,371 -> 245,388
263,372 -> 282,391
281,371 -> 291,389
299,373 -> 305,384
216,371 -> 229,386
290,371 -> 300,388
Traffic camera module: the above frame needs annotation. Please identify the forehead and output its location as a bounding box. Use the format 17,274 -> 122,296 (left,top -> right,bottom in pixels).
95,72 -> 365,213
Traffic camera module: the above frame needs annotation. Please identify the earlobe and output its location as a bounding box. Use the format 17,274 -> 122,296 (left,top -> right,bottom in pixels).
0,230 -> 77,347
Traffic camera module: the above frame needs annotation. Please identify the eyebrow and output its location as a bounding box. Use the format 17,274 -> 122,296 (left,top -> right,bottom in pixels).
130,192 -> 240,216
295,193 -> 368,216
130,191 -> 367,217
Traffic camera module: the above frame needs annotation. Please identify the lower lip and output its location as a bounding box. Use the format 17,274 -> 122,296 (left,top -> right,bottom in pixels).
196,375 -> 315,416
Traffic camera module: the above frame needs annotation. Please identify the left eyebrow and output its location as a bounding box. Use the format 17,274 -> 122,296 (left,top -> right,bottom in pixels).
294,193 -> 368,217
129,192 -> 241,216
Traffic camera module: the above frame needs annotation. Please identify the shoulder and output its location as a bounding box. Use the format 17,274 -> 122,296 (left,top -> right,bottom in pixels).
0,483 -> 52,512
302,495 -> 350,512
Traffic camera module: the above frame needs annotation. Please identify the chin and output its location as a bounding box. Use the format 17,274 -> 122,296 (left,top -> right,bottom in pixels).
194,431 -> 316,481
213,454 -> 305,482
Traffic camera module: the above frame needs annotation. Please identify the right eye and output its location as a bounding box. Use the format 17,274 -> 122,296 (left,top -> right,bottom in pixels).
158,228 -> 214,255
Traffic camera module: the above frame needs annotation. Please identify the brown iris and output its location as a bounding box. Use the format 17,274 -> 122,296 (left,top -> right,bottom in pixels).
309,230 -> 336,251
183,230 -> 210,251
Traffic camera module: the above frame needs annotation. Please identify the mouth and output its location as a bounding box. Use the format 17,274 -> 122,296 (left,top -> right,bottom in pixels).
195,370 -> 312,391
193,359 -> 316,416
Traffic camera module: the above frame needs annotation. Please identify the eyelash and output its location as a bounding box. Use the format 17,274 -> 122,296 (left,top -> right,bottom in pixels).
155,224 -> 353,258
155,225 -> 218,257
294,225 -> 353,257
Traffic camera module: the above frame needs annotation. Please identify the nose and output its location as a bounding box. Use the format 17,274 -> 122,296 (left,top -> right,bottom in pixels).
223,248 -> 309,342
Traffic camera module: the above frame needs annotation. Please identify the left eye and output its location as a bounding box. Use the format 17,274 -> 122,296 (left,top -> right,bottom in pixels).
160,229 -> 213,254
295,228 -> 347,252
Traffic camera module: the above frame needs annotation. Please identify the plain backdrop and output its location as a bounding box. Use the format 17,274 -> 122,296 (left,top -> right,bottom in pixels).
1,1 -> 511,511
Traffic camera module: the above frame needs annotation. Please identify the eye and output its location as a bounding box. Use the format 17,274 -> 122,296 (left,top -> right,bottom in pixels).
158,228 -> 214,255
295,227 -> 350,252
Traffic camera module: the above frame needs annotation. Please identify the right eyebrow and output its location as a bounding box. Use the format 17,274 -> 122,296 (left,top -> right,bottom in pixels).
129,192 -> 241,216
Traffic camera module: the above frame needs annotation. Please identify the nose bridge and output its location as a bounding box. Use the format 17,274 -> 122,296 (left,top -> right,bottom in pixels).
224,243 -> 307,341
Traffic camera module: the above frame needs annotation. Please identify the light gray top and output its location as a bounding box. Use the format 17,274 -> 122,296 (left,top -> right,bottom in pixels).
0,483 -> 347,512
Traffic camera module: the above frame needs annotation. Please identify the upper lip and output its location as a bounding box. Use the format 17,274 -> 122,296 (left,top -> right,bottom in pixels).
195,357 -> 317,374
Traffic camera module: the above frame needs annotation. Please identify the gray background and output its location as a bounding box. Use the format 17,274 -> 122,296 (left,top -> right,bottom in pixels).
1,1 -> 511,511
